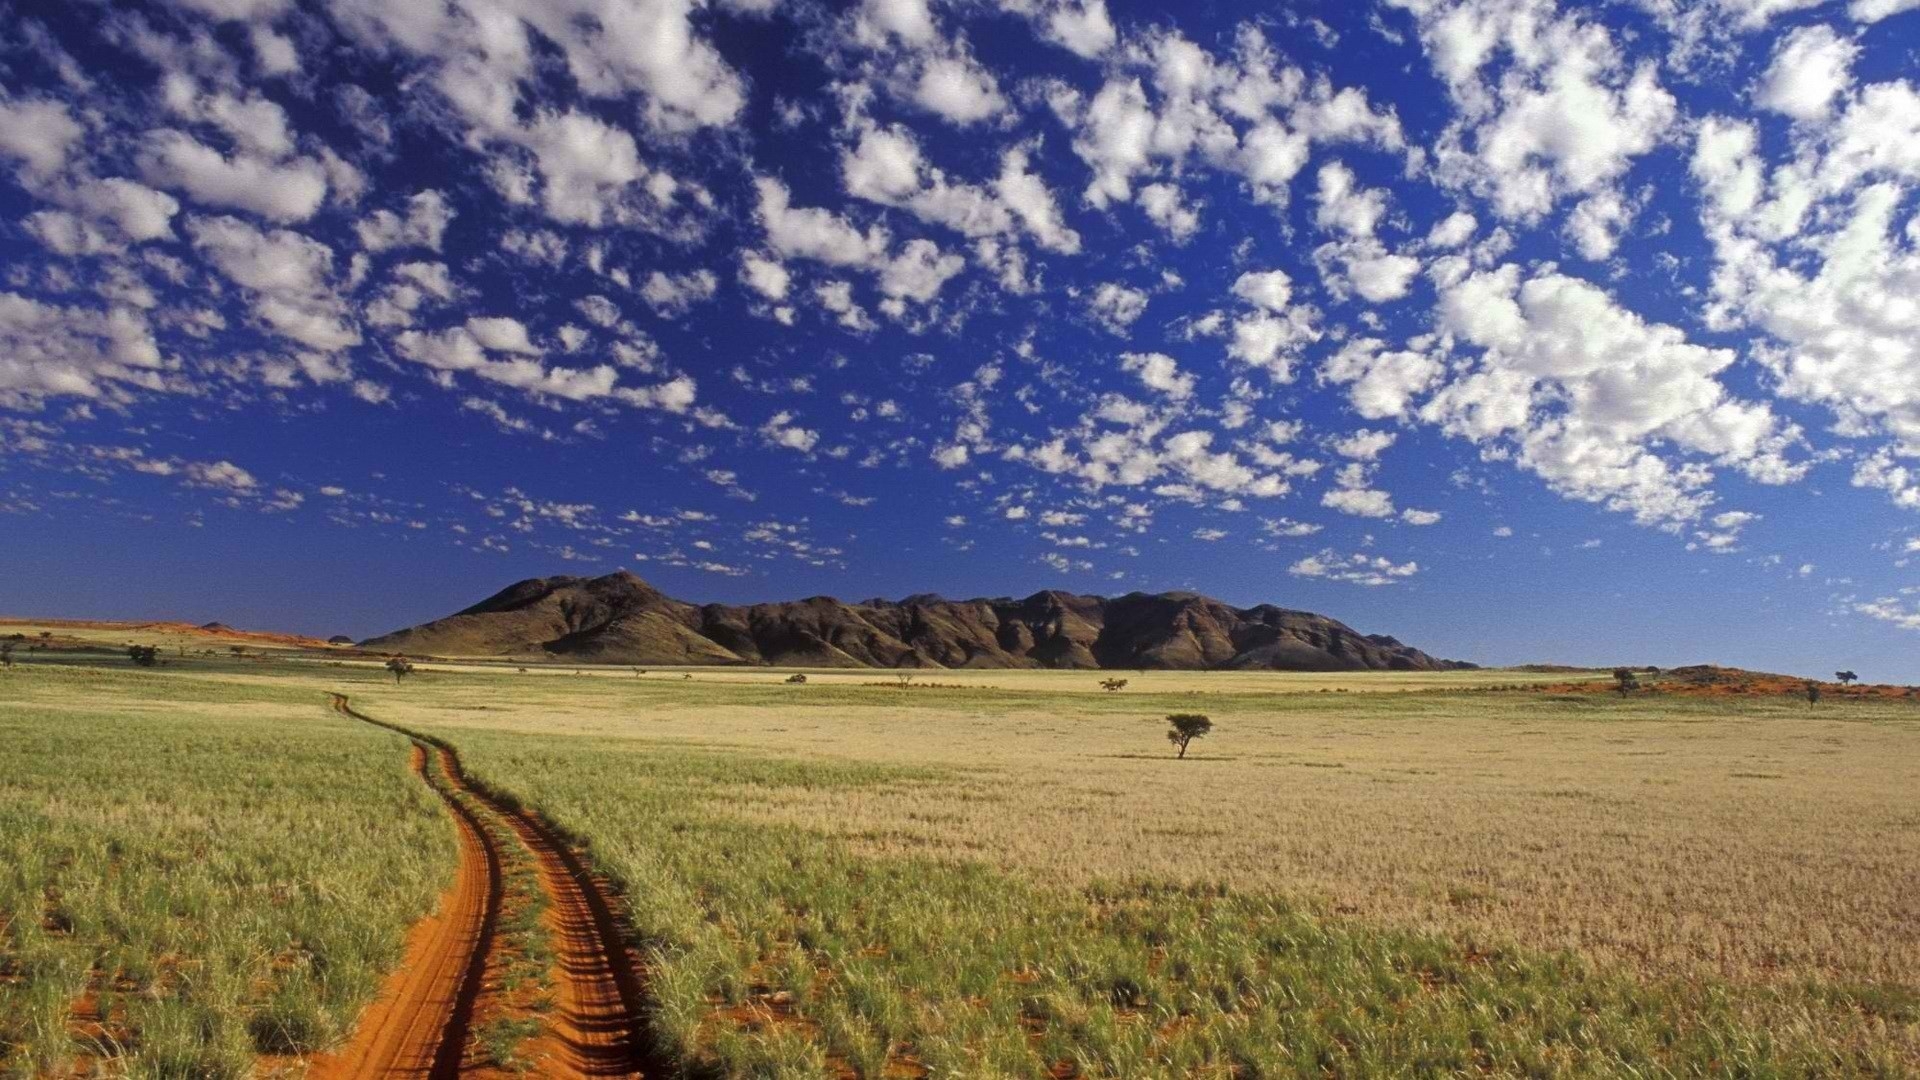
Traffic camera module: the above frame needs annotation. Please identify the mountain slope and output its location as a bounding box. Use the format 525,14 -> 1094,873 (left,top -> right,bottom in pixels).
363,571 -> 1473,671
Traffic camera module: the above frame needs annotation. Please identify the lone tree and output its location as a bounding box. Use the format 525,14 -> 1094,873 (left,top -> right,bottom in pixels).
1100,678 -> 1129,692
1805,681 -> 1821,706
1166,713 -> 1213,759
1836,670 -> 1858,686
127,644 -> 159,667
385,656 -> 414,684
1,642 -> 14,668
1612,667 -> 1639,695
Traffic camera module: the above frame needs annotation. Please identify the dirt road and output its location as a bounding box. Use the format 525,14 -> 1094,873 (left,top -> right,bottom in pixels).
312,694 -> 651,1078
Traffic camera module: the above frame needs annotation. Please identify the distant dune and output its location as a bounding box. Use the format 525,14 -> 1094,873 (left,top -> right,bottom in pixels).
363,570 -> 1474,672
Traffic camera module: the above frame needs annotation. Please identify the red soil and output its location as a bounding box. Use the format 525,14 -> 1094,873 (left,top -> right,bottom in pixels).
308,734 -> 500,1079
1541,664 -> 1920,700
316,694 -> 655,1078
0,617 -> 338,650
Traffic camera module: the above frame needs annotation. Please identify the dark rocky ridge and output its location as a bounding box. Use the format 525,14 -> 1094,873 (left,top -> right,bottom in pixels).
363,571 -> 1474,671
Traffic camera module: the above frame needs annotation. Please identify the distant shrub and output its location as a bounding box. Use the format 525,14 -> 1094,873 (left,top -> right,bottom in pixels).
786,673 -> 808,684
1166,713 -> 1212,759
127,644 -> 159,668
385,656 -> 414,684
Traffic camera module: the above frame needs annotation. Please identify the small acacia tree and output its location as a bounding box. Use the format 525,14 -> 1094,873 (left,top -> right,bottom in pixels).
385,656 -> 414,684
1612,667 -> 1639,695
1166,713 -> 1212,759
1836,670 -> 1858,686
1,642 -> 15,668
1805,681 -> 1821,706
127,644 -> 159,667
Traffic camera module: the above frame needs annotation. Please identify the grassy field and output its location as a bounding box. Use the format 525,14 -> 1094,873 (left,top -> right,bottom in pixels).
0,665 -> 458,1078
3,642 -> 1918,1075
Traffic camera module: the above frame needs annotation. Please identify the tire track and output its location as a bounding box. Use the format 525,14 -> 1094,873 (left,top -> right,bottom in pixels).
311,697 -> 501,1080
321,693 -> 656,1079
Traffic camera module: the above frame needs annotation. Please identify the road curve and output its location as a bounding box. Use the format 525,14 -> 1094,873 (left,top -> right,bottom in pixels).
317,693 -> 654,1078
310,695 -> 500,1079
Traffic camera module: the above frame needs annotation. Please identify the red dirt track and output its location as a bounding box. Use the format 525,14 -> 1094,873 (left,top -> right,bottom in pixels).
314,694 -> 651,1078
309,705 -> 500,1079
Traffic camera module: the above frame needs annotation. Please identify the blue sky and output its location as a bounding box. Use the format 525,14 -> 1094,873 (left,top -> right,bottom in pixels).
2,0 -> 1919,679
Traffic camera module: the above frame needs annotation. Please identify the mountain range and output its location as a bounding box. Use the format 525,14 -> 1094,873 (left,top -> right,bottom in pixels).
363,571 -> 1472,671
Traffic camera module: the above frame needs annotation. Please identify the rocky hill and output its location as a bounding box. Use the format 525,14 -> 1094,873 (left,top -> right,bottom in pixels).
363,571 -> 1473,671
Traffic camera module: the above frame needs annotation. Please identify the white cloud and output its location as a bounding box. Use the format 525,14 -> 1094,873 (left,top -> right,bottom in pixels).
1231,270 -> 1294,312
857,0 -> 938,45
0,98 -> 84,178
739,252 -> 791,300
25,179 -> 181,256
166,0 -> 292,20
1849,0 -> 1920,20
515,110 -> 651,227
1322,486 -> 1395,517
332,0 -> 746,136
1224,269 -> 1319,381
1121,352 -> 1196,400
1088,282 -> 1149,333
878,239 -> 965,302
0,294 -> 165,406
641,269 -> 720,317
1320,338 -> 1443,419
396,324 -> 635,403
139,130 -> 329,223
1261,517 -> 1322,537
1289,549 -> 1419,585
761,410 -> 820,452
1421,264 -> 1802,527
1565,190 -> 1633,261
1690,95 -> 1920,504
250,26 -> 300,75
756,177 -> 888,267
184,459 -> 258,491
1321,458 -> 1397,518
1314,161 -> 1388,237
1138,181 -> 1201,240
913,55 -> 1007,125
465,316 -> 540,354
1331,429 -> 1397,460
1756,24 -> 1859,122
187,215 -> 359,351
356,190 -> 455,252
1426,210 -> 1476,248
1390,0 -> 1676,220
1054,1 -> 1117,54
840,126 -> 1079,255
996,147 -> 1082,254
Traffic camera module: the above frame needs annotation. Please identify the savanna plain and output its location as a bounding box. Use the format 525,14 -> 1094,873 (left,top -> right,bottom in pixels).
2,628 -> 1917,1077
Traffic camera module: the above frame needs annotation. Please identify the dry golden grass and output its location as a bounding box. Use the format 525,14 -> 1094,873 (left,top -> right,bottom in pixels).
7,648 -> 1919,1070
336,672 -> 1920,996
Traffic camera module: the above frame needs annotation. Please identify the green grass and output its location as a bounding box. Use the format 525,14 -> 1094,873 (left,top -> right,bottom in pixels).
0,666 -> 456,1078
